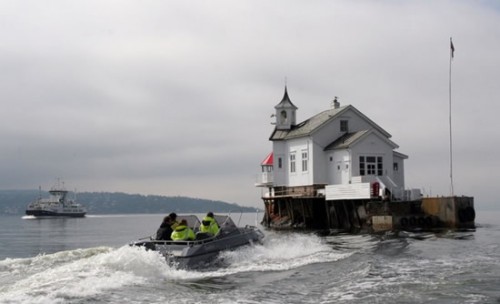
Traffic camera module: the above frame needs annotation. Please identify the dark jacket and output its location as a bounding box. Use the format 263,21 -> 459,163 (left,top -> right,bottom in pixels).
156,223 -> 173,240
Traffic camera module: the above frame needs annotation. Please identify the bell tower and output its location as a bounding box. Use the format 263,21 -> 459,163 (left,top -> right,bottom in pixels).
274,86 -> 298,130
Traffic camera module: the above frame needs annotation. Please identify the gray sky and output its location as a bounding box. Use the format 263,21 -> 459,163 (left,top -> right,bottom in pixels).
1,1 -> 499,209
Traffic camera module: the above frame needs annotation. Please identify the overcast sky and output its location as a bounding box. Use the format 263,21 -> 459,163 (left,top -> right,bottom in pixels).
1,1 -> 499,209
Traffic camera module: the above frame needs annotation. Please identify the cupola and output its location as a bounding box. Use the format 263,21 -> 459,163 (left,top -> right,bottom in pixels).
274,86 -> 298,130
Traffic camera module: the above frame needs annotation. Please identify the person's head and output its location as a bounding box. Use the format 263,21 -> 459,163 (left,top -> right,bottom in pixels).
207,212 -> 214,218
180,219 -> 188,226
169,212 -> 177,221
163,216 -> 171,224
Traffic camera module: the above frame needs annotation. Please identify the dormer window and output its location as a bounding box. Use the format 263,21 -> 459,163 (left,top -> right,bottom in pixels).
340,120 -> 348,132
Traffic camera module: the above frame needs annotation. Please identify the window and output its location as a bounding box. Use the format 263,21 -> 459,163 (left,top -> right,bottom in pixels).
393,162 -> 398,171
377,157 -> 383,176
359,156 -> 365,175
278,157 -> 282,169
340,120 -> 348,132
359,156 -> 383,176
367,163 -> 376,175
280,110 -> 287,124
301,150 -> 308,172
290,153 -> 296,173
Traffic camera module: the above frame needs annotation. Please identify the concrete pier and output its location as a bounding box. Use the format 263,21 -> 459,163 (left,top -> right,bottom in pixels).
262,195 -> 475,233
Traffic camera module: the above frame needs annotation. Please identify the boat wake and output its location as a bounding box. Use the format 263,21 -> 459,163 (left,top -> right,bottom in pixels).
0,246 -> 167,303
0,232 -> 352,303
21,215 -> 36,220
217,231 -> 352,273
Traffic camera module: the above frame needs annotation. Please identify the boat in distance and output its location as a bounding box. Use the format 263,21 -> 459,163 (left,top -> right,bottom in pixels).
131,214 -> 265,268
25,183 -> 86,218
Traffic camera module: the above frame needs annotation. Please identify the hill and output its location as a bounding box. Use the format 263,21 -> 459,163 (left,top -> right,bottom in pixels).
0,190 -> 258,215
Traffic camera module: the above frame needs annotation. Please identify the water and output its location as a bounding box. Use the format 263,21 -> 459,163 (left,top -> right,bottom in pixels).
1,212 -> 499,304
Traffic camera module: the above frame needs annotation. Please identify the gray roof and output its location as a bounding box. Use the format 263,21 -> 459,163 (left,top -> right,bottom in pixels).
393,150 -> 409,159
270,106 -> 348,140
324,130 -> 370,150
270,104 -> 392,141
324,129 -> 399,151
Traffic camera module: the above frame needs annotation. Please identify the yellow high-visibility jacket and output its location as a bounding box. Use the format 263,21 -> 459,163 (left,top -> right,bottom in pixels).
200,216 -> 220,235
171,225 -> 195,241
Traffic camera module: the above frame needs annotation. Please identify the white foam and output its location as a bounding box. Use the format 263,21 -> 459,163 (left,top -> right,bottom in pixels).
0,232 -> 354,303
0,246 -> 176,303
21,215 -> 36,220
177,232 -> 353,279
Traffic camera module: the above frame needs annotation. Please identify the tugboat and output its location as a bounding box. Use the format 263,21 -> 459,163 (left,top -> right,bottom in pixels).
131,214 -> 264,268
25,182 -> 86,217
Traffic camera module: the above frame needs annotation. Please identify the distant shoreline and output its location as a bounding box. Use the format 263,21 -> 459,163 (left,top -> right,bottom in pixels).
0,190 -> 260,216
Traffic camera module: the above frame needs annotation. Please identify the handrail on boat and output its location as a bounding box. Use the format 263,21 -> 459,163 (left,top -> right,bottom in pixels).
134,225 -> 259,247
135,212 -> 262,246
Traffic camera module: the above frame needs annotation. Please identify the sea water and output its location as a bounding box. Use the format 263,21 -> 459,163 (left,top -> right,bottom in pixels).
1,212 -> 499,303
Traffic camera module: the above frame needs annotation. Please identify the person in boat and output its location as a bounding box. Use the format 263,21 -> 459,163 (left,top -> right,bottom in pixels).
155,216 -> 173,240
171,219 -> 195,241
200,212 -> 220,236
169,212 -> 179,229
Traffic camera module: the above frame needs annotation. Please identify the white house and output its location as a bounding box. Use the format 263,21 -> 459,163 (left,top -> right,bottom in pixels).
258,87 -> 409,201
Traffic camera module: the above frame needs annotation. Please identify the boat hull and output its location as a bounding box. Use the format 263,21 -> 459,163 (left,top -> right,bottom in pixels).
25,210 -> 86,217
133,226 -> 264,268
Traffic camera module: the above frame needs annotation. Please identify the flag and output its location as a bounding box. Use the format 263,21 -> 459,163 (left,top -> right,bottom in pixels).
450,38 -> 455,58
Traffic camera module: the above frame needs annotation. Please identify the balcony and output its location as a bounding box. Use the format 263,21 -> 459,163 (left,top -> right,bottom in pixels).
255,172 -> 273,187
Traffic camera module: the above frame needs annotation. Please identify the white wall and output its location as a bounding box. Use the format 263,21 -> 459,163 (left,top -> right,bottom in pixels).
393,153 -> 406,189
313,139 -> 327,184
287,137 -> 311,186
272,141 -> 287,186
350,132 -> 395,180
313,108 -> 388,148
326,150 -> 350,185
273,137 -> 313,187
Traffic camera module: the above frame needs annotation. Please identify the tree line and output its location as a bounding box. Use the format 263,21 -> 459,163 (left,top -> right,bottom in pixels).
0,190 -> 258,215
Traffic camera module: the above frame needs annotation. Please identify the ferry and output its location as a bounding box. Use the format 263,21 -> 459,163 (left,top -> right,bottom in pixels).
25,183 -> 86,217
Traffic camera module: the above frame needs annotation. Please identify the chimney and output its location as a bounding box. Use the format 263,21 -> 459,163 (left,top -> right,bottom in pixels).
332,96 -> 340,109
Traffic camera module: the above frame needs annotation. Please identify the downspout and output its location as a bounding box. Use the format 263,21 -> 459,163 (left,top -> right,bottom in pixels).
347,148 -> 353,184
307,137 -> 312,186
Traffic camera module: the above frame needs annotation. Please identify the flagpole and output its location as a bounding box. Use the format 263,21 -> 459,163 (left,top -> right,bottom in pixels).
449,37 -> 454,197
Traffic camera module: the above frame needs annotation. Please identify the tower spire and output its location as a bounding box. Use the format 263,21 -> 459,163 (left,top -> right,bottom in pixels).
274,86 -> 298,130
281,85 -> 290,103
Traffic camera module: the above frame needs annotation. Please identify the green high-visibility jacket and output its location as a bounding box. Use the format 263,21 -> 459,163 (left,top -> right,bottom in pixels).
200,216 -> 220,235
171,225 -> 195,241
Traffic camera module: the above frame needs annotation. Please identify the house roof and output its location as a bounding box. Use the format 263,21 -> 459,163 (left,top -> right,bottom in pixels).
324,130 -> 370,150
270,104 -> 391,141
393,151 -> 409,159
261,152 -> 273,166
324,129 -> 399,151
270,106 -> 347,140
